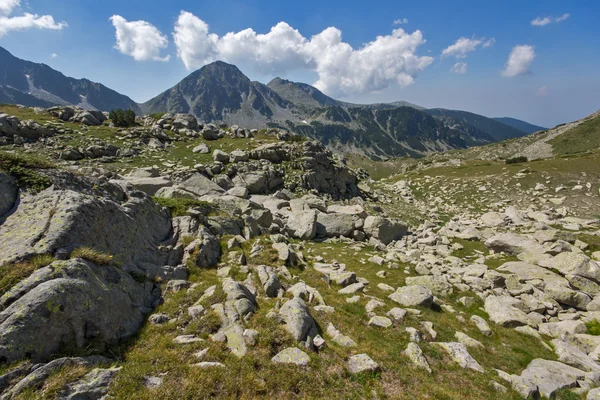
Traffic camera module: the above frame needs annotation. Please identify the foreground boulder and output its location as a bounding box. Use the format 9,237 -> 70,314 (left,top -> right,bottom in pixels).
0,177 -> 172,274
363,216 -> 407,245
0,259 -> 155,363
519,359 -> 586,399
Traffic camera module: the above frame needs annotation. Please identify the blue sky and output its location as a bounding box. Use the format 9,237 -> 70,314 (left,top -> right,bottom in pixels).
1,0 -> 599,127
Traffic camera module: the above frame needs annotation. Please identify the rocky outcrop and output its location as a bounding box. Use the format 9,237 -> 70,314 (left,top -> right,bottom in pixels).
0,259 -> 155,363
0,176 -> 172,275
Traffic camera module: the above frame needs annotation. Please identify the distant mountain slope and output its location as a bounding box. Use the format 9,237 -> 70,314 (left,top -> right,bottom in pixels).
426,109 -> 527,142
142,61 -> 508,158
443,110 -> 600,161
493,117 -> 545,134
0,46 -> 141,113
142,62 -> 292,126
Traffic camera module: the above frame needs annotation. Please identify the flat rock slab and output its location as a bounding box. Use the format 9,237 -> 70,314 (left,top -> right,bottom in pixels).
338,282 -> 365,295
388,285 -> 433,308
435,342 -> 484,372
174,335 -> 204,344
347,354 -> 381,374
520,359 -> 586,399
368,316 -> 393,328
271,347 -> 311,366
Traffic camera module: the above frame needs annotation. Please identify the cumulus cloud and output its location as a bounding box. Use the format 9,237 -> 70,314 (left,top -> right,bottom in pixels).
110,15 -> 170,61
0,0 -> 19,15
502,45 -> 535,77
0,0 -> 67,37
172,11 -> 434,97
531,13 -> 569,26
50,53 -> 58,58
393,18 -> 408,25
451,62 -> 467,74
441,36 -> 494,58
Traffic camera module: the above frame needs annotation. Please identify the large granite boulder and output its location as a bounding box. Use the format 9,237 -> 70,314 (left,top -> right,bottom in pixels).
0,259 -> 155,363
363,216 -> 407,245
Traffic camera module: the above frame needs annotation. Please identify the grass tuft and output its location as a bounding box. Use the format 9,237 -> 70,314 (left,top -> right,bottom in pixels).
0,254 -> 55,297
586,319 -> 600,336
70,247 -> 114,266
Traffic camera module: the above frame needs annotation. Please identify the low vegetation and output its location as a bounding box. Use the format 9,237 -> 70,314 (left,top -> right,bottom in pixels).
0,151 -> 53,192
505,156 -> 528,164
70,247 -> 114,266
550,114 -> 600,155
108,108 -> 136,127
153,197 -> 212,218
0,254 -> 55,297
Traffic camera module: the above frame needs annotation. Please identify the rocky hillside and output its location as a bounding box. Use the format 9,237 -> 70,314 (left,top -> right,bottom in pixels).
436,109 -> 600,162
1,104 -> 600,399
0,46 -> 142,114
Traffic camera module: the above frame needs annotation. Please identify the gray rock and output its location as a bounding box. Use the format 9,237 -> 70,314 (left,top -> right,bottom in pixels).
484,232 -> 545,255
551,339 -> 600,373
148,313 -> 170,324
60,367 -> 121,399
226,186 -> 249,198
213,150 -> 230,163
193,143 -> 210,154
224,323 -> 247,358
387,307 -> 408,322
484,295 -> 536,328
286,210 -> 317,240
279,298 -> 317,342
183,226 -> 221,268
470,315 -> 492,336
0,183 -> 171,272
588,387 -> 600,400
222,279 -> 258,322
368,316 -> 393,328
455,332 -> 483,348
404,342 -> 432,373
520,359 -> 586,399
539,252 -> 600,282
405,275 -> 453,297
337,282 -> 365,295
316,212 -> 357,238
538,320 -> 587,338
388,285 -> 433,308
256,265 -> 283,297
124,176 -> 172,196
363,216 -> 407,245
326,323 -> 357,347
271,347 -> 311,366
347,354 -> 380,374
173,113 -> 198,130
0,259 -> 153,363
435,342 -> 484,372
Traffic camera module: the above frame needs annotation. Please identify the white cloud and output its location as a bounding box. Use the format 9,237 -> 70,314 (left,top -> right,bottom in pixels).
482,38 -> 495,48
451,62 -> 467,74
0,0 -> 67,37
502,45 -> 535,77
173,11 -> 434,97
531,13 -> 569,26
441,36 -> 494,58
536,86 -> 548,96
0,0 -> 19,16
393,18 -> 408,25
50,53 -> 58,58
110,15 -> 170,62
0,13 -> 67,37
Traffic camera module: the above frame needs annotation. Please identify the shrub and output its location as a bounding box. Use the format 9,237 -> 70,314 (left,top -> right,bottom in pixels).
148,113 -> 165,120
70,247 -> 114,266
288,134 -> 307,143
586,319 -> 600,336
109,109 -> 136,127
505,156 -> 528,164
